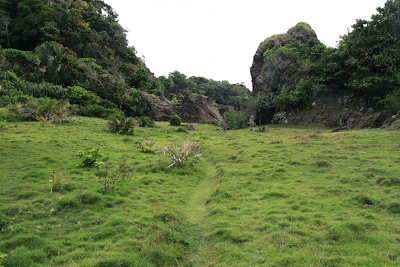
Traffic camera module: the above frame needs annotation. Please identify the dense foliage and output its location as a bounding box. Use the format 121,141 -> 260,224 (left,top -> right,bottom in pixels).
158,70 -> 253,110
0,0 -> 157,120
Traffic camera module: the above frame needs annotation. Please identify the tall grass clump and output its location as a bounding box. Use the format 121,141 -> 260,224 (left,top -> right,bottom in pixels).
159,140 -> 202,168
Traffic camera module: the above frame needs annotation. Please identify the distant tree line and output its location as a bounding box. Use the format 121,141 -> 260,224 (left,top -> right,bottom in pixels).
158,70 -> 252,110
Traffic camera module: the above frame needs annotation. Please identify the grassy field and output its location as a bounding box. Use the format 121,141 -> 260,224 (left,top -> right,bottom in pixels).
0,117 -> 399,266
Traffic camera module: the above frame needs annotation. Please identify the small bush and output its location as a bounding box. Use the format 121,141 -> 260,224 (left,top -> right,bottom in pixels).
137,116 -> 155,127
379,89 -> 400,115
66,86 -> 100,105
175,127 -> 188,133
77,148 -> 102,167
220,108 -> 247,130
106,116 -> 138,135
170,113 -> 181,126
77,104 -> 123,119
6,98 -> 76,124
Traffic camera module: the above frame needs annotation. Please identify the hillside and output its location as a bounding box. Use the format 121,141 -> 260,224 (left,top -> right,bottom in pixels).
0,118 -> 399,266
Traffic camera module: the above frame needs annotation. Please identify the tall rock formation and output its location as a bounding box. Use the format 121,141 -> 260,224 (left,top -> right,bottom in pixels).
250,22 -> 318,96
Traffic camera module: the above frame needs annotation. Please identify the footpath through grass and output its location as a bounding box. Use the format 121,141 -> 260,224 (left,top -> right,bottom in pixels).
0,117 -> 399,266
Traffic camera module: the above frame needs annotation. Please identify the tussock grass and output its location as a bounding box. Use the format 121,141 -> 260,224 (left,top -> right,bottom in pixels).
0,119 -> 399,266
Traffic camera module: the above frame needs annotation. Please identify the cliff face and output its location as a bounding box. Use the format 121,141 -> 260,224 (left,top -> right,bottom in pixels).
148,95 -> 223,125
250,22 -> 317,96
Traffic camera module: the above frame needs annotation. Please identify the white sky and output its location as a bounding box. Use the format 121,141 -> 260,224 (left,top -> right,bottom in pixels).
105,0 -> 388,90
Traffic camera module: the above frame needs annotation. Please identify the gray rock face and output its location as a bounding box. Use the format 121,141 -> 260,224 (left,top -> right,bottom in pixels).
151,95 -> 223,125
361,112 -> 389,129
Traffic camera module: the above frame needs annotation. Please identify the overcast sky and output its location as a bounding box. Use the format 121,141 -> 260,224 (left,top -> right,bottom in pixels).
105,0 -> 388,90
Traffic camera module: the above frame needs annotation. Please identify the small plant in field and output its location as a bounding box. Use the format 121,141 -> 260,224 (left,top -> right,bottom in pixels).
49,168 -> 67,193
77,148 -> 102,166
170,113 -> 181,126
159,140 -> 202,168
0,120 -> 7,130
138,139 -> 158,153
0,251 -> 6,267
96,158 -> 133,190
106,116 -> 137,135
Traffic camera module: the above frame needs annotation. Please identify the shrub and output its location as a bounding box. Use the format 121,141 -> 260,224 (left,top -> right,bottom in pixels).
220,108 -> 247,130
379,88 -> 400,115
170,113 -> 181,126
77,104 -> 123,119
106,116 -> 138,135
6,98 -> 76,124
77,148 -> 102,167
137,116 -> 156,127
159,140 -> 202,168
175,127 -> 188,133
66,85 -> 100,105
23,98 -> 76,124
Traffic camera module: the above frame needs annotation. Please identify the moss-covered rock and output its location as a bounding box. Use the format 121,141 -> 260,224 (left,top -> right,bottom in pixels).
250,22 -> 318,96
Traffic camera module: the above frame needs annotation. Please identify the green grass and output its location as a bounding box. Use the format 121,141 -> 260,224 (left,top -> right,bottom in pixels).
0,118 -> 399,266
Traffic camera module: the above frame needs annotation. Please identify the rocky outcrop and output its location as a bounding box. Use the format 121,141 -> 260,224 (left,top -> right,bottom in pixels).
149,95 -> 223,125
250,22 -> 317,96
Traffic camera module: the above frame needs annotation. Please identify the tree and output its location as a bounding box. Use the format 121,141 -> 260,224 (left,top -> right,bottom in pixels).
34,41 -> 69,84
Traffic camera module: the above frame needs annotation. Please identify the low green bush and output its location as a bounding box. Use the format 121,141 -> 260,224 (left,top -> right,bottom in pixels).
220,108 -> 247,130
77,148 -> 102,167
170,113 -> 181,126
106,116 -> 138,135
77,104 -> 123,119
137,116 -> 156,127
66,85 -> 100,105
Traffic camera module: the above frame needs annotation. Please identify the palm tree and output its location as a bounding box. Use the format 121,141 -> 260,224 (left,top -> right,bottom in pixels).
34,41 -> 69,84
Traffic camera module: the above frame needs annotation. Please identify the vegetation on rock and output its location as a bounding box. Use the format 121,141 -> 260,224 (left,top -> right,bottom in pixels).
252,1 -> 400,118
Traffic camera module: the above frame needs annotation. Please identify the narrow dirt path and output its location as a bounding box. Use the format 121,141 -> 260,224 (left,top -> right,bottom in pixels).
183,163 -> 218,266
